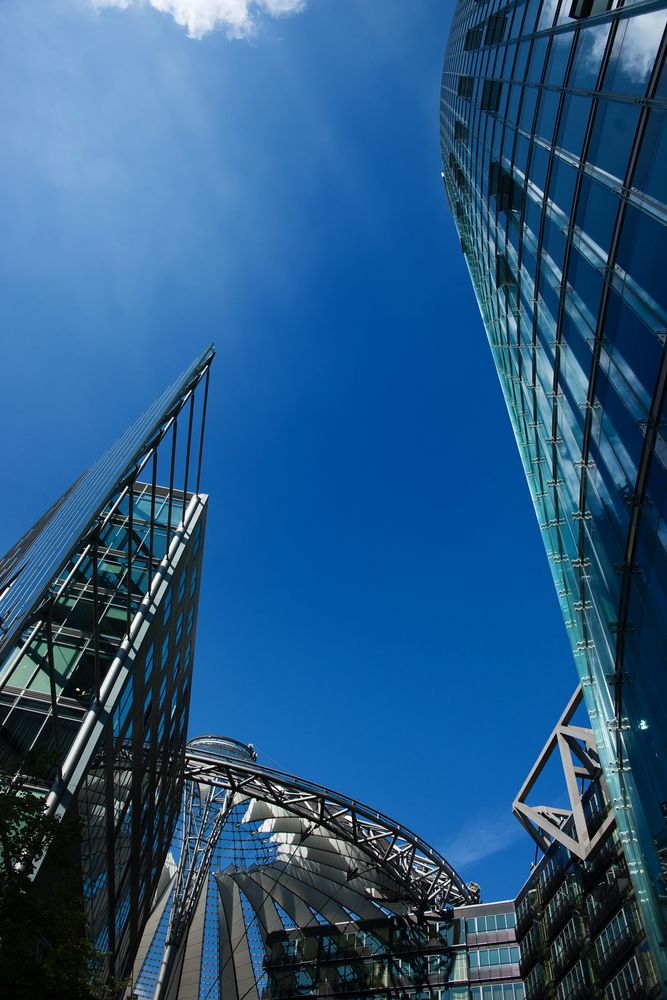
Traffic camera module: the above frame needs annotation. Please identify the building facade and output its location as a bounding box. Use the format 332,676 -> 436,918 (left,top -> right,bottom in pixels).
264,912 -> 459,1000
439,0 -> 667,980
263,900 -> 524,1000
0,346 -> 213,984
515,787 -> 660,1000
455,902 -> 523,999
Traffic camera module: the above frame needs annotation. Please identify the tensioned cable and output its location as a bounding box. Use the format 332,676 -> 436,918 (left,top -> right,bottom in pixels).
200,807 -> 314,1000
201,806 -> 422,1000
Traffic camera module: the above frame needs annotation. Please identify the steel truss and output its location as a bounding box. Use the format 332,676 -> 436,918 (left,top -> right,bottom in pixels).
513,687 -> 615,860
182,745 -> 478,911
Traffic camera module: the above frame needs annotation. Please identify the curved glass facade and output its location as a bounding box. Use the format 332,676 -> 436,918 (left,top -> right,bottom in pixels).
439,0 -> 667,978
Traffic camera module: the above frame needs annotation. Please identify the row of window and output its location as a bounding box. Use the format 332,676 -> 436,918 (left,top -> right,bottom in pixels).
605,955 -> 649,1000
552,935 -> 651,999
455,0 -> 608,49
274,923 -> 451,962
466,912 -> 517,934
265,988 -> 523,1000
448,0 -> 664,104
471,985 -> 525,1000
555,959 -> 586,1000
468,946 -> 520,969
595,904 -> 634,963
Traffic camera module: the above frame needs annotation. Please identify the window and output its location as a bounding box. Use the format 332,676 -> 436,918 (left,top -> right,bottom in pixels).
489,161 -> 524,212
143,688 -> 153,726
481,79 -> 503,113
540,849 -> 566,891
605,957 -> 643,1000
113,678 -> 133,739
595,907 -> 633,963
469,946 -> 520,968
603,10 -> 667,97
496,253 -> 516,288
454,165 -> 468,192
449,951 -> 468,980
557,960 -> 587,1000
587,99 -> 640,183
471,987 -> 525,1000
466,912 -> 515,934
485,13 -> 507,45
162,586 -> 172,626
144,642 -> 154,684
454,120 -> 469,143
551,917 -> 580,970
189,565 -> 198,598
568,0 -> 612,18
465,26 -> 483,50
525,965 -> 546,998
568,22 -> 610,89
458,75 -> 475,99
545,881 -> 576,927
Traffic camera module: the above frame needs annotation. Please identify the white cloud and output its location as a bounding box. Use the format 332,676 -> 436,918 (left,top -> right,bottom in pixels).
580,10 -> 665,86
615,10 -> 666,84
91,0 -> 307,39
442,813 -> 523,869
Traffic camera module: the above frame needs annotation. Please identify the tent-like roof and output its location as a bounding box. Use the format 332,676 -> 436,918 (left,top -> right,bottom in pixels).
133,737 -> 479,1000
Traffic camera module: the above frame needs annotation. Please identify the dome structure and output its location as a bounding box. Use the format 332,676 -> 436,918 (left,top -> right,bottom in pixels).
132,738 -> 479,1000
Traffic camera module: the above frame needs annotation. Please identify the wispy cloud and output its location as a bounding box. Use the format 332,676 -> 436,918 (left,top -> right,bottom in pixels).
442,813 -> 524,869
91,0 -> 307,40
580,9 -> 664,85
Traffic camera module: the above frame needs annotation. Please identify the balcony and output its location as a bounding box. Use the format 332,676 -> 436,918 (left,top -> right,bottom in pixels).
525,964 -> 552,1000
541,859 -> 568,903
587,878 -> 631,935
585,800 -> 609,839
519,924 -> 546,979
520,935 -> 546,978
545,887 -> 579,939
552,933 -> 584,979
516,894 -> 539,939
618,983 -> 662,1000
581,839 -> 620,888
594,920 -> 639,978
556,974 -> 594,1000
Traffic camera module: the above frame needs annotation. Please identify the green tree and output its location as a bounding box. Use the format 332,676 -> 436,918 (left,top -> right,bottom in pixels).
0,756 -> 130,1000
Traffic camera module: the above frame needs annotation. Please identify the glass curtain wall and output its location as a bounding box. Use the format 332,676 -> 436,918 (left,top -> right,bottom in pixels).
0,347 -> 213,984
440,0 -> 667,980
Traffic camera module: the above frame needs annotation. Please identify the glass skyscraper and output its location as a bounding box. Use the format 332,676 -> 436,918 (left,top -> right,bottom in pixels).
439,0 -> 667,985
0,346 -> 213,987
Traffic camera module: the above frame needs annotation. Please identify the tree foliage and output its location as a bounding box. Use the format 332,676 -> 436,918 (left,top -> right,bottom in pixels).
0,754 -> 131,1000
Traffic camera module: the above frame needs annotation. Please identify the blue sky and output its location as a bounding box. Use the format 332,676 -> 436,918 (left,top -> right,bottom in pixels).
0,0 -> 576,902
